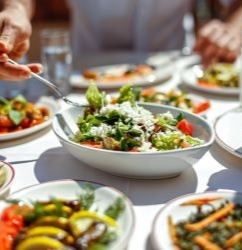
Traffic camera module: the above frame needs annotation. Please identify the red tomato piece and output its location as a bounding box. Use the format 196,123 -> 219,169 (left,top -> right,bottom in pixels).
177,119 -> 193,136
20,118 -> 31,128
197,80 -> 218,88
129,148 -> 140,152
81,141 -> 102,149
193,101 -> 211,114
0,115 -> 13,128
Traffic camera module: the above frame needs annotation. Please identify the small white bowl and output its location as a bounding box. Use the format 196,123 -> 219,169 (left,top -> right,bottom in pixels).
0,161 -> 15,197
151,191 -> 242,250
53,103 -> 214,179
1,179 -> 135,250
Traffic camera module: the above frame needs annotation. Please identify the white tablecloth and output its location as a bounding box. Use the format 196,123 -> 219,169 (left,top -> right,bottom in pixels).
0,54 -> 241,250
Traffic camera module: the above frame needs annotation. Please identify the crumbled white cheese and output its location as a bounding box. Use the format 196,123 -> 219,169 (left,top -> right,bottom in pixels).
90,124 -> 112,138
159,111 -> 174,120
100,102 -> 155,133
138,141 -> 157,152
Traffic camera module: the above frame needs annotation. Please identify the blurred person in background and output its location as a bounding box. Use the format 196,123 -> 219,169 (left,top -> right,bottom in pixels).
66,0 -> 242,67
0,0 -> 242,80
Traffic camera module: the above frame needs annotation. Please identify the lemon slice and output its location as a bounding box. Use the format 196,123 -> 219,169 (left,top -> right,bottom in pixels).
70,210 -> 117,227
69,210 -> 117,236
15,236 -> 65,250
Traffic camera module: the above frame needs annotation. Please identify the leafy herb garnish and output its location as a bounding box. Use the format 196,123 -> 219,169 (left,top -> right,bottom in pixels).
80,183 -> 95,210
105,197 -> 125,220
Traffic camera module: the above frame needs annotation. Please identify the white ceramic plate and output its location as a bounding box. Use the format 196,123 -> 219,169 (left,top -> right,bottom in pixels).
0,96 -> 59,141
70,64 -> 173,89
214,107 -> 242,158
151,191 -> 242,250
0,161 -> 14,198
53,103 -> 214,179
1,179 -> 135,250
181,65 -> 239,95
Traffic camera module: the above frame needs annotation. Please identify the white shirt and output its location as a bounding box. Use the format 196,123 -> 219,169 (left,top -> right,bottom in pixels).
67,0 -> 192,64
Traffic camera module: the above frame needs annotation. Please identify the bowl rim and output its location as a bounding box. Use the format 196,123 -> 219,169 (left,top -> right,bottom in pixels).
53,102 -> 215,155
0,161 -> 15,194
214,106 -> 242,159
5,178 -> 135,249
151,190 -> 241,250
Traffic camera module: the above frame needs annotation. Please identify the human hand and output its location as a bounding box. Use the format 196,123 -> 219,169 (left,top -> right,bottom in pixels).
0,3 -> 42,80
194,20 -> 241,66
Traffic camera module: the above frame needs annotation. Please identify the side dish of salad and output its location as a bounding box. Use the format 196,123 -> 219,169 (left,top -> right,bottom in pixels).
138,88 -> 210,114
0,95 -> 49,133
170,198 -> 242,250
0,184 -> 125,250
73,83 -> 204,152
198,63 -> 239,88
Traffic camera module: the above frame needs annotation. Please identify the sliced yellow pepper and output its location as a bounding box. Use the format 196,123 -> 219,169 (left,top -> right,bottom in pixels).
15,236 -> 65,250
70,210 -> 117,227
43,204 -> 72,215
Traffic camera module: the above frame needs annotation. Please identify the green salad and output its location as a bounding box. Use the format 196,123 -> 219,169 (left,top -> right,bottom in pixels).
199,63 -> 239,88
73,83 -> 204,152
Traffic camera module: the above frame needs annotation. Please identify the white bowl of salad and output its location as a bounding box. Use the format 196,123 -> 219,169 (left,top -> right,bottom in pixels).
53,83 -> 214,179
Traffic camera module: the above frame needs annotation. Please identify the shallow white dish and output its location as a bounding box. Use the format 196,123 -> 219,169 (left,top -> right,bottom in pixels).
1,179 -> 135,250
181,65 -> 239,95
0,96 -> 59,141
151,191 -> 242,250
70,64 -> 173,89
53,103 -> 214,179
214,106 -> 242,158
0,161 -> 14,197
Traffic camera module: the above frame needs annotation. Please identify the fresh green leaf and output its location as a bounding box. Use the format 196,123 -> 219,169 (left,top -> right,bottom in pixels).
176,113 -> 184,122
0,97 -> 9,106
89,243 -> 107,250
5,199 -> 20,204
9,109 -> 24,125
86,81 -> 106,109
117,84 -> 136,104
185,135 -> 203,146
105,197 -> 125,220
152,132 -> 184,150
99,231 -> 117,244
80,183 -> 95,210
120,137 -> 141,151
13,95 -> 27,106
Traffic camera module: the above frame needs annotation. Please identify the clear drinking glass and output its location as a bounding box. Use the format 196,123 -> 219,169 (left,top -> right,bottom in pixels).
41,29 -> 72,96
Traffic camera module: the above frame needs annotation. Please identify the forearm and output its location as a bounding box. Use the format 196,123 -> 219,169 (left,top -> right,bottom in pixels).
0,0 -> 33,19
227,4 -> 242,32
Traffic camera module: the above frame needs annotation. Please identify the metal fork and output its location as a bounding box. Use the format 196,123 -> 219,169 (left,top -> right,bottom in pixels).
8,58 -> 87,108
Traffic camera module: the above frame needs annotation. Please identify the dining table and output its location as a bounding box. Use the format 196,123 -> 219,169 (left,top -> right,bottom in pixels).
0,52 -> 242,250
